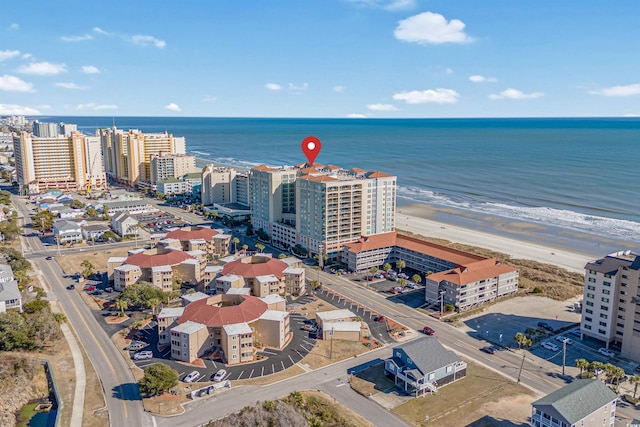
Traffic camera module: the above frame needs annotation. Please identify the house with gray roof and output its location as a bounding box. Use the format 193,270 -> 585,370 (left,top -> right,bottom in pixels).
53,220 -> 83,244
0,264 -> 14,283
385,336 -> 466,396
530,379 -> 617,427
0,280 -> 22,313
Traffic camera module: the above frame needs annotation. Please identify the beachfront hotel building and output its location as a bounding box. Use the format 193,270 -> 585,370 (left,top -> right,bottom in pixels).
98,126 -> 186,188
166,293 -> 290,364
201,165 -> 250,207
13,130 -> 107,194
343,232 -> 519,312
150,153 -> 197,185
163,225 -> 232,259
249,163 -> 396,259
580,250 -> 640,362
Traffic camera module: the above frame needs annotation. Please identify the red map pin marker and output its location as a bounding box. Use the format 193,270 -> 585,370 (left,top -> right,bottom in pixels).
301,136 -> 322,166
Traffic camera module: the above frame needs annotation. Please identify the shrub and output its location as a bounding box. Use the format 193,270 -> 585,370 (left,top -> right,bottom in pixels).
532,287 -> 543,294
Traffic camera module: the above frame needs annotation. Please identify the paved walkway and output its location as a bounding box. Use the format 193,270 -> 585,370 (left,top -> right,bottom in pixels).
40,272 -> 86,427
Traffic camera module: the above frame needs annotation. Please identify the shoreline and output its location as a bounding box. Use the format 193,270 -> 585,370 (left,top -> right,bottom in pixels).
194,156 -> 637,273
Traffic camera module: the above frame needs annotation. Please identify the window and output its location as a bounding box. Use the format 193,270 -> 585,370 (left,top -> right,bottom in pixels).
232,345 -> 237,350
603,281 -> 611,286
600,313 -> 608,319
602,297 -> 610,303
601,305 -> 609,311
586,301 -> 594,307
587,293 -> 595,299
598,329 -> 606,334
588,278 -> 596,283
585,324 -> 592,330
586,309 -> 593,314
183,343 -> 187,348
603,290 -> 610,295
587,285 -> 596,290
599,321 -> 607,327
585,317 -> 592,322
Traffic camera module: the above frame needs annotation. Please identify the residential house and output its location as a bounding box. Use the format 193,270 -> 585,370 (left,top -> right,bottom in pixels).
0,264 -> 14,283
530,379 -> 617,427
82,223 -> 111,241
385,337 -> 467,397
0,280 -> 22,313
53,220 -> 83,244
111,212 -> 140,237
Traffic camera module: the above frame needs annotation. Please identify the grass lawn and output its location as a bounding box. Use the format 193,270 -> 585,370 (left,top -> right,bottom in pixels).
302,339 -> 369,370
391,362 -> 534,427
349,363 -> 395,397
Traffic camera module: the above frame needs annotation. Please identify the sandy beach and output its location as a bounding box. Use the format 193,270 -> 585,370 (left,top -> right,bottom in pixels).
397,204 -> 637,274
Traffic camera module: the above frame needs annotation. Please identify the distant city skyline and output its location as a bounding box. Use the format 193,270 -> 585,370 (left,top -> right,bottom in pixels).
1,1 -> 639,118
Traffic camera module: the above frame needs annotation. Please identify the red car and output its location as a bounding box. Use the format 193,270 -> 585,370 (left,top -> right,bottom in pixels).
423,326 -> 436,335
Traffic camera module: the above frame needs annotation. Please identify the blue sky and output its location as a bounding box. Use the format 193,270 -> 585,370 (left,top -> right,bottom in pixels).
1,0 -> 639,118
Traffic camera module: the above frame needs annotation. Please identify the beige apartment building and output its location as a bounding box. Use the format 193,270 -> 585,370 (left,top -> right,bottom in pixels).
13,130 -> 106,194
249,163 -> 396,259
580,250 -> 640,361
99,126 -> 186,187
201,165 -> 250,207
150,153 -> 197,184
163,226 -> 231,259
219,254 -> 306,297
167,293 -> 290,364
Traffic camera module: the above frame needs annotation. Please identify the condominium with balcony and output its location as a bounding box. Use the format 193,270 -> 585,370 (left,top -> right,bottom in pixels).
201,165 -> 250,207
150,153 -> 197,184
580,250 -> 640,361
249,163 -> 396,259
13,130 -> 106,194
99,126 -> 186,187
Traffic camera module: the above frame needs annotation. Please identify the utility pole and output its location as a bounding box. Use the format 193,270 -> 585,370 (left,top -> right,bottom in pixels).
517,351 -> 526,383
330,327 -> 334,360
562,339 -> 567,376
440,290 -> 445,316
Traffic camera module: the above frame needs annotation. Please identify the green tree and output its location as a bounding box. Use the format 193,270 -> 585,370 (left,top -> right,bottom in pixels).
86,207 -> 99,218
630,375 -> 640,399
81,260 -> 95,278
514,332 -> 532,349
383,263 -> 392,272
0,190 -> 11,205
148,297 -> 161,315
575,359 -> 590,377
102,205 -> 110,216
13,269 -> 30,286
53,312 -> 67,324
23,299 -> 50,314
115,299 -> 128,316
70,199 -> 85,209
0,311 -> 31,350
118,282 -> 165,311
232,237 -> 240,253
395,259 -> 406,273
411,274 -> 422,285
102,230 -> 116,241
255,242 -> 265,253
590,361 -> 605,379
32,210 -> 56,233
138,363 -> 179,396
0,220 -> 20,240
397,278 -> 407,288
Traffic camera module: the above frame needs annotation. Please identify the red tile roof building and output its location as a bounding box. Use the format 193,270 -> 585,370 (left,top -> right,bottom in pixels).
167,293 -> 290,365
219,255 -> 306,297
343,232 -> 519,312
164,225 -> 231,258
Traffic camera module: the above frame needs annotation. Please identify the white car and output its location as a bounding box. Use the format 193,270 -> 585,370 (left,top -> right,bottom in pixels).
132,350 -> 153,360
183,371 -> 201,383
599,348 -> 616,358
555,336 -> 573,345
541,341 -> 559,352
212,369 -> 227,382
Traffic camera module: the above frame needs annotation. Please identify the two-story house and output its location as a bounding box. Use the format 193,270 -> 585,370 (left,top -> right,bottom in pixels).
385,337 -> 467,397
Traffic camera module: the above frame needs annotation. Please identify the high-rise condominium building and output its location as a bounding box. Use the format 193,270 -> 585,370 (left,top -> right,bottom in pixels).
249,164 -> 396,259
150,153 -> 197,184
32,121 -> 59,138
99,126 -> 186,187
201,165 -> 250,207
581,250 -> 640,362
13,131 -> 106,194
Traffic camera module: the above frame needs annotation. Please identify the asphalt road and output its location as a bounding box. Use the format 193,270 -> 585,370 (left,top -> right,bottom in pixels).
38,258 -> 152,427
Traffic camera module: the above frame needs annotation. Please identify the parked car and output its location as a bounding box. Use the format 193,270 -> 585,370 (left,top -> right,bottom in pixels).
212,369 -> 227,382
569,329 -> 582,337
132,351 -> 153,360
537,321 -> 554,332
598,348 -> 616,358
422,326 -> 436,335
126,341 -> 146,351
541,341 -> 559,352
406,283 -> 417,289
555,336 -> 573,345
303,324 -> 317,332
66,284 -> 75,290
480,346 -> 497,354
45,256 -> 53,260
183,371 -> 201,383
374,315 -> 385,322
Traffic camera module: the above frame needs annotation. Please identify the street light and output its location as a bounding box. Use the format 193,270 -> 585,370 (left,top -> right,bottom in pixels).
440,290 -> 446,316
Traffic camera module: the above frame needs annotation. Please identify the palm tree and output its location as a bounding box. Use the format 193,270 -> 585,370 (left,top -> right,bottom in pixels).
590,361 -> 605,379
147,297 -> 160,315
242,244 -> 248,252
232,237 -> 240,253
255,242 -> 265,253
81,259 -> 95,278
575,359 -> 589,377
115,299 -> 128,317
630,375 -> 640,399
396,259 -> 406,273
514,332 -> 531,349
412,274 -> 422,285
383,263 -> 392,272
278,253 -> 287,259
397,278 -> 407,288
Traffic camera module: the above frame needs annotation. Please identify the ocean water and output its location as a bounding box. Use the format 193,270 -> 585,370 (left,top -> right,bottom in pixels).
47,116 -> 640,242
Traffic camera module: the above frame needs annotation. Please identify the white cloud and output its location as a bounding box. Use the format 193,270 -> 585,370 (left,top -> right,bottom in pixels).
0,50 -> 20,61
17,61 -> 67,75
93,27 -> 111,36
265,83 -> 282,91
347,113 -> 368,118
22,53 -> 32,60
81,65 -> 100,74
393,88 -> 460,104
0,104 -> 40,115
55,82 -> 87,90
469,75 -> 497,83
333,85 -> 346,92
394,12 -> 473,45
76,102 -> 117,110
165,102 -> 181,112
445,68 -> 454,75
9,23 -> 19,30
37,104 -> 51,110
488,88 -> 544,100
202,95 -> 217,102
589,83 -> 640,97
0,75 -> 34,92
131,35 -> 166,49
623,113 -> 640,117
288,82 -> 308,93
61,34 -> 93,42
347,0 -> 416,11
367,103 -> 398,111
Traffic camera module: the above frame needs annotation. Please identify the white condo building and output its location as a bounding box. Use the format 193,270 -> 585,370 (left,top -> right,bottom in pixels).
201,165 -> 250,207
581,250 -> 640,362
150,153 -> 197,185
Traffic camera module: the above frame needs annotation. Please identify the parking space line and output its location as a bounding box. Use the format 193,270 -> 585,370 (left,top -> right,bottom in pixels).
178,371 -> 185,377
272,364 -> 275,374
303,340 -> 314,346
212,361 -> 217,368
237,371 -> 244,380
281,361 -> 286,370
261,367 -> 264,376
289,355 -> 295,365
248,369 -> 254,379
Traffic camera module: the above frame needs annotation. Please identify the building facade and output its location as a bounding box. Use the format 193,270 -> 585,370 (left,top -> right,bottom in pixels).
580,250 -> 640,361
150,153 -> 196,184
